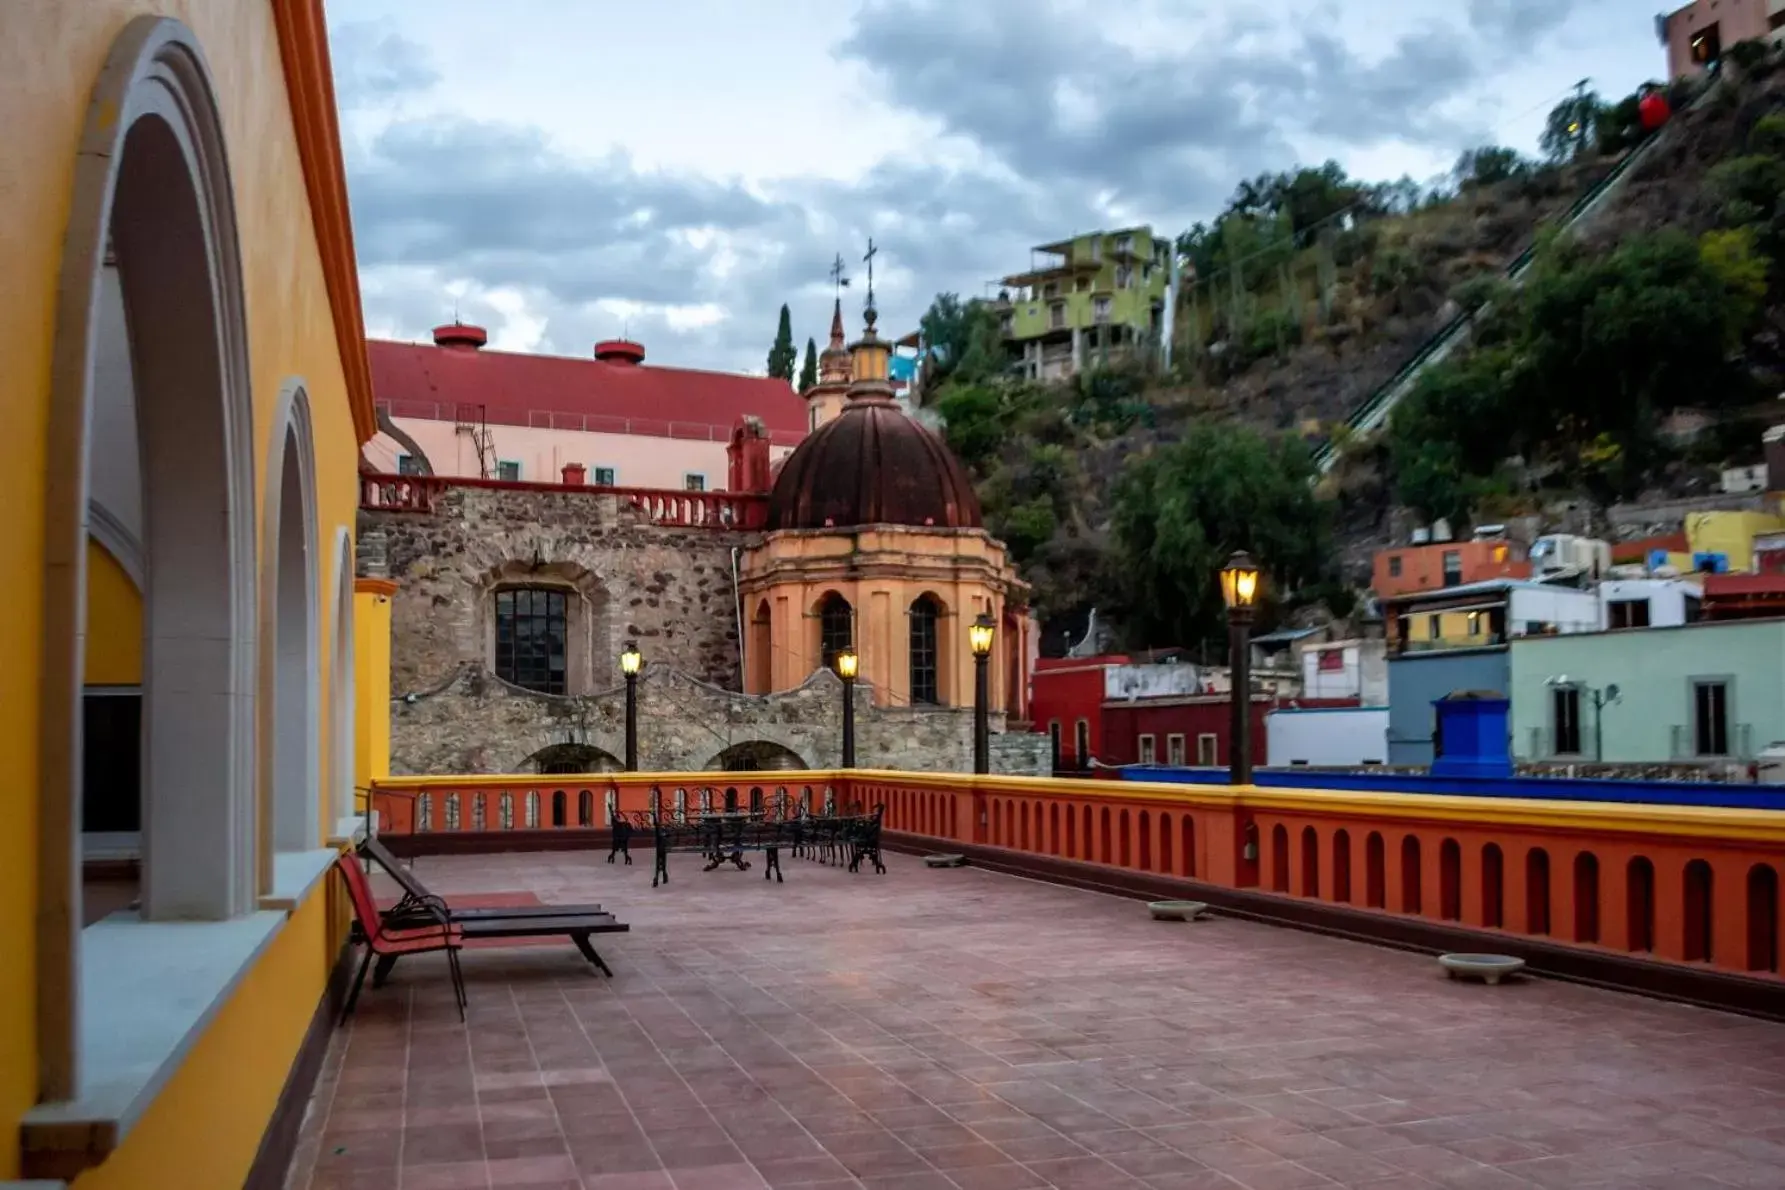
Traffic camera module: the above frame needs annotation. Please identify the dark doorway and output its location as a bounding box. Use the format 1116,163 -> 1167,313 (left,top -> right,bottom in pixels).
83,690 -> 141,834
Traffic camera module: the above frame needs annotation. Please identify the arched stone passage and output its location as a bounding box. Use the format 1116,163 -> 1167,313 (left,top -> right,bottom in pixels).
707,740 -> 810,771
37,16 -> 258,1100
264,380 -> 321,860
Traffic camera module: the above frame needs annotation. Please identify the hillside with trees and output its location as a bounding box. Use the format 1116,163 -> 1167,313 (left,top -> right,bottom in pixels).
917,48 -> 1785,655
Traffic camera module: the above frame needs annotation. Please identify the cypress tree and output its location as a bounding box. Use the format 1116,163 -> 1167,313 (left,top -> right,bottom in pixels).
767,304 -> 798,381
797,337 -> 818,393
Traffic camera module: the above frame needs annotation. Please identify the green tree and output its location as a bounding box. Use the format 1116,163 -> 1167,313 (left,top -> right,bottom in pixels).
766,304 -> 797,381
1699,227 -> 1769,346
797,337 -> 818,393
1108,423 -> 1331,649
918,294 -> 1004,385
1453,145 -> 1525,188
1541,89 -> 1603,162
933,384 -> 1006,472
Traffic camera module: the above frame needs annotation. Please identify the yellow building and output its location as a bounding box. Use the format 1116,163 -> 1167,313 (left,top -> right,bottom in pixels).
1686,509 -> 1785,573
743,302 -> 1033,717
1,3 -> 378,1185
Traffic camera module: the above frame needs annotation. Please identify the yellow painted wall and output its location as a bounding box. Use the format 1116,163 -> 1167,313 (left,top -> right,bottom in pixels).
0,1 -> 366,1177
353,585 -> 393,798
1686,510 -> 1785,572
1397,608 -> 1499,645
69,889 -> 336,1190
84,539 -> 142,688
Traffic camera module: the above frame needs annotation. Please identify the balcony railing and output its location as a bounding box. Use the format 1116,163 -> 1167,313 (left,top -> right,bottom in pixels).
1395,632 -> 1505,654
1670,723 -> 1755,763
359,473 -> 769,529
368,769 -> 1785,984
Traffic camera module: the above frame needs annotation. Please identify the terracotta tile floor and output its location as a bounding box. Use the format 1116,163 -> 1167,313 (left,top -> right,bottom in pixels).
289,850 -> 1785,1190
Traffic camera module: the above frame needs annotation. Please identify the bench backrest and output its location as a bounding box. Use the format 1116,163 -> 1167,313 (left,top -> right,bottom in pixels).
335,853 -> 390,946
360,834 -> 432,903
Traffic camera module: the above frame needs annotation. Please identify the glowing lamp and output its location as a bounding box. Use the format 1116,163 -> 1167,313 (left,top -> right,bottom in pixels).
1220,550 -> 1262,611
835,648 -> 859,681
620,643 -> 643,676
969,613 -> 996,658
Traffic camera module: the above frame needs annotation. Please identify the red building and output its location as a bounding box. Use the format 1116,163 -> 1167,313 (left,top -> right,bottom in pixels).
1031,656 -> 1126,768
1101,695 -> 1270,769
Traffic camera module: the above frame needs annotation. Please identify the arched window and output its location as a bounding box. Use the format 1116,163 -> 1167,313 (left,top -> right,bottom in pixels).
819,593 -> 853,672
749,600 -> 772,692
494,587 -> 569,694
909,596 -> 941,705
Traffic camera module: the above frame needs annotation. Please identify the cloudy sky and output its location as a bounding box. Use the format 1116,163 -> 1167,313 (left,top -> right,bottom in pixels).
327,0 -> 1662,376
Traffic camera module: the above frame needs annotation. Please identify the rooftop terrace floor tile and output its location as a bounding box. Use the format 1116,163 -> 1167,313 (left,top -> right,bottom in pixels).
287,851 -> 1785,1190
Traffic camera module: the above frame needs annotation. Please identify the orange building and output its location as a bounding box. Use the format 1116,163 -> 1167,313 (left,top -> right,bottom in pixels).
739,299 -> 1033,717
1372,537 -> 1530,600
1659,0 -> 1785,81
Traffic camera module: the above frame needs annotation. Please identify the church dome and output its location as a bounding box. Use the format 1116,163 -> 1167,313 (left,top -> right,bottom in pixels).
766,395 -> 982,531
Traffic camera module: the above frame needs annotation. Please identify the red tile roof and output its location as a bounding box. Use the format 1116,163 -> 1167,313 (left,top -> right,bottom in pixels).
368,338 -> 809,447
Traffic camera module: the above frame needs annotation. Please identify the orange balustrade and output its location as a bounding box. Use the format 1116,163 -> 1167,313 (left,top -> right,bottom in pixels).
368,771 -> 1785,984
359,472 -> 769,527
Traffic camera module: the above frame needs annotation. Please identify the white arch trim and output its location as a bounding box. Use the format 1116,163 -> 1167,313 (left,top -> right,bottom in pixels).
328,526 -> 357,831
86,498 -> 144,589
33,14 -> 257,1121
260,378 -> 323,884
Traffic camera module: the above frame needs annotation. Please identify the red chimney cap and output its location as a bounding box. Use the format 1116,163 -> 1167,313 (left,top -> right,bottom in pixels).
432,322 -> 487,349
595,339 -> 646,365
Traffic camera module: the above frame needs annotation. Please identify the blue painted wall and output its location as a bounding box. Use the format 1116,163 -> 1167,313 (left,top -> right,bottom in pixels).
1386,649 -> 1509,766
1117,764 -> 1785,811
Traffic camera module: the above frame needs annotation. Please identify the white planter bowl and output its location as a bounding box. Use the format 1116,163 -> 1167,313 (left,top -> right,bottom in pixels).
1147,900 -> 1209,922
923,854 -> 967,869
1439,953 -> 1526,985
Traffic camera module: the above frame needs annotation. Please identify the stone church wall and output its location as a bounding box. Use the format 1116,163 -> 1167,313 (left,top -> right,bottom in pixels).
361,483 -> 1050,775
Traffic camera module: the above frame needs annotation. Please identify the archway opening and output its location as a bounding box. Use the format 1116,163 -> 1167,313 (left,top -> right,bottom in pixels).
39,19 -> 263,1104
708,740 -> 809,772
527,743 -> 623,775
270,419 -> 319,855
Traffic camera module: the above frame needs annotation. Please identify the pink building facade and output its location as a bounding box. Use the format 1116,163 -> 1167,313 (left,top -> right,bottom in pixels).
363,325 -> 807,491
1660,0 -> 1785,80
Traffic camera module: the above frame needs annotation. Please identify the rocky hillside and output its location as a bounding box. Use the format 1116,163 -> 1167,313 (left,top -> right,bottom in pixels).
924,55 -> 1785,652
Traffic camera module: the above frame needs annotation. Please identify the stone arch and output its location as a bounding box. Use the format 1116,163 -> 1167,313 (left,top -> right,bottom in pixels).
478,557 -> 613,695
524,742 -> 624,775
36,15 -> 258,1100
707,740 -> 810,771
262,379 -> 321,859
328,527 -> 356,823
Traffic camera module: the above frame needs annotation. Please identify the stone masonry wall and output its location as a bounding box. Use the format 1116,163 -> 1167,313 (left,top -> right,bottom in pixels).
362,484 -> 1050,776
387,663 -> 1046,776
364,485 -> 748,694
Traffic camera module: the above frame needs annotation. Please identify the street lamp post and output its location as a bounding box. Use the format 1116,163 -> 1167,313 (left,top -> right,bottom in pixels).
969,613 -> 996,775
835,647 -> 859,768
1220,551 -> 1262,786
620,643 -> 642,771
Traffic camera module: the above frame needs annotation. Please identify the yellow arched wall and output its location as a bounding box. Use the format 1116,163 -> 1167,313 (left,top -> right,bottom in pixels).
69,887 -> 337,1190
0,2 -> 368,1179
84,539 -> 142,688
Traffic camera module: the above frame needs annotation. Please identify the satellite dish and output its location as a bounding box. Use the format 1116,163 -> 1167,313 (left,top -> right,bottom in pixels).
1605,683 -> 1621,702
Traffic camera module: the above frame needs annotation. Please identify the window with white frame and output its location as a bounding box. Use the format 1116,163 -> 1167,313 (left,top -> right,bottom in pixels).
684,473 -> 706,492
592,466 -> 616,486
496,459 -> 521,482
1167,733 -> 1186,766
1197,733 -> 1219,765
1139,734 -> 1157,764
